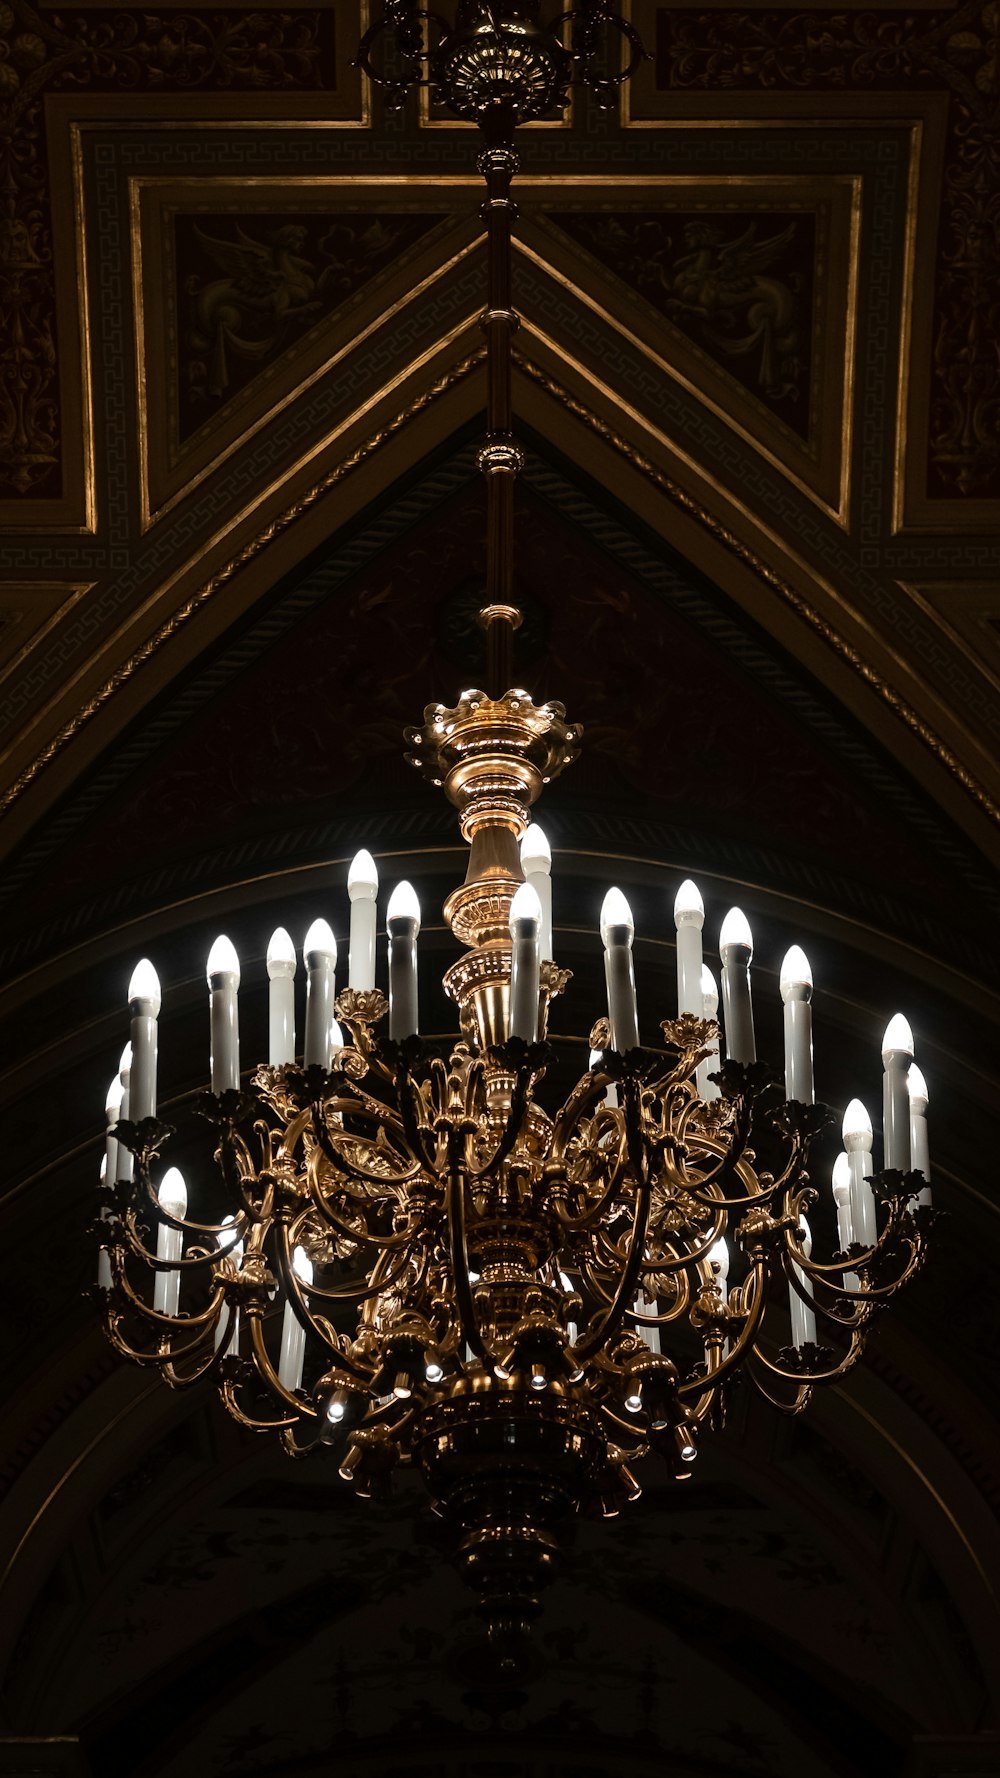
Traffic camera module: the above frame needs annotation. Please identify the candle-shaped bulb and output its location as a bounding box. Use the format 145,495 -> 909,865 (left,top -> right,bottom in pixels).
708,1236 -> 729,1283
386,881 -> 420,933
128,958 -> 161,1012
674,879 -> 704,927
118,1042 -> 132,1083
509,880 -> 542,930
157,1167 -> 187,1218
291,1245 -> 313,1285
832,1151 -> 852,1201
206,934 -> 240,985
347,849 -> 379,899
719,907 -> 753,957
266,927 -> 296,976
330,1019 -> 345,1050
105,1077 -> 124,1119
217,1213 -> 241,1254
907,1063 -> 928,1112
700,965 -> 719,1016
779,945 -> 813,1001
843,1098 -> 873,1150
519,824 -> 551,873
882,1013 -> 914,1061
304,918 -> 337,963
600,887 -> 634,945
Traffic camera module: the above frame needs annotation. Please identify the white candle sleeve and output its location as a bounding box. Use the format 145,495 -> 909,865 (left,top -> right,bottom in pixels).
127,959 -> 161,1124
832,1152 -> 860,1290
118,1045 -> 133,1184
780,945 -> 814,1103
881,1014 -> 914,1173
386,882 -> 420,1040
843,1099 -> 877,1248
104,1076 -> 123,1196
520,824 -> 553,962
278,1247 -> 312,1392
907,1064 -> 932,1208
635,1296 -> 661,1356
673,880 -> 704,1018
788,1218 -> 817,1348
266,928 -> 296,1065
215,1217 -> 243,1355
348,849 -> 379,991
601,889 -> 639,1051
697,966 -> 721,1101
509,881 -> 541,1042
97,1154 -> 113,1290
207,936 -> 241,1093
303,919 -> 337,1067
719,908 -> 756,1064
153,1168 -> 187,1318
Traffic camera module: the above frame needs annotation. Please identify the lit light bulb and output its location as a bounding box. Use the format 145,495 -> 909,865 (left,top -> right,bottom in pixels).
291,1245 -> 313,1285
303,918 -> 336,961
386,880 -> 421,933
105,1078 -> 124,1119
206,934 -> 240,985
907,1064 -> 929,1112
266,927 -> 296,976
600,887 -> 634,945
843,1098 -> 873,1150
157,1167 -> 187,1218
832,1151 -> 852,1200
881,1013 -> 914,1061
625,1382 -> 643,1414
327,1390 -> 348,1423
217,1213 -> 241,1255
700,965 -> 719,1016
673,879 -> 704,927
347,848 -> 379,899
719,907 -> 753,957
424,1355 -> 444,1385
779,944 -> 813,1002
708,1236 -> 729,1283
330,1019 -> 345,1051
530,1361 -> 547,1392
509,880 -> 542,929
128,959 -> 161,1012
119,1043 -> 132,1083
519,824 -> 551,873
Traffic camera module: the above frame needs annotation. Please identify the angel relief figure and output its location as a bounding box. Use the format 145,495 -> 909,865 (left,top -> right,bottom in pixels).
184,221 -> 322,404
663,220 -> 804,405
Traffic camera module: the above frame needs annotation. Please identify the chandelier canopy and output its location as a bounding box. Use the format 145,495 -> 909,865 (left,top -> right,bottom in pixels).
96,1 -> 933,1657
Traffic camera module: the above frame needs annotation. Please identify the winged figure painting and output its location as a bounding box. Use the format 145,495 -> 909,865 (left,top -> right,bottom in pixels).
663,220 -> 803,401
184,222 -> 321,401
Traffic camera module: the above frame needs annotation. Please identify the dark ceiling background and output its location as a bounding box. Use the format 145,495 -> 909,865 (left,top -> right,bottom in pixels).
1,2 -> 998,1773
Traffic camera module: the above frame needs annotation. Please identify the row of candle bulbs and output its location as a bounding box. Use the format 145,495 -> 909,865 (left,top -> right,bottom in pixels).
102,829 -> 931,1367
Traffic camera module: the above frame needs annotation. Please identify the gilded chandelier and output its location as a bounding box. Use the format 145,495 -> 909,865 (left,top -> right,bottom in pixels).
96,1 -> 933,1648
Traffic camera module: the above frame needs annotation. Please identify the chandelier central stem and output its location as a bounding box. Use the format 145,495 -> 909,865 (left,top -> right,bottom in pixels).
477,103 -> 525,696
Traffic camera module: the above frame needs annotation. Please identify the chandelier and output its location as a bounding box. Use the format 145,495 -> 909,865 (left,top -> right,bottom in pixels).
96,0 -> 933,1655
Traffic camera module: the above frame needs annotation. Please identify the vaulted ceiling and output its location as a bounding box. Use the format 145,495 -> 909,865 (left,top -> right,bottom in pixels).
1,2 -> 998,1773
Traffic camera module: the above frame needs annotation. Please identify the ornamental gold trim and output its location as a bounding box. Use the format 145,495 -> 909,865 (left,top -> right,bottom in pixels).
0,349 -> 484,818
514,352 -> 1000,832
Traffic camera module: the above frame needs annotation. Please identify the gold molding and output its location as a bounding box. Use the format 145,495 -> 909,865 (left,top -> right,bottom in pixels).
516,170 -> 861,528
129,175 -> 482,529
0,584 -> 93,689
514,352 -> 1000,830
0,349 -> 484,817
